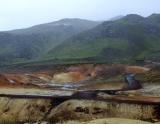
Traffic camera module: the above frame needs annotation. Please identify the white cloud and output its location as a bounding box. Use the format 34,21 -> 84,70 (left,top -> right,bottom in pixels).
0,0 -> 159,31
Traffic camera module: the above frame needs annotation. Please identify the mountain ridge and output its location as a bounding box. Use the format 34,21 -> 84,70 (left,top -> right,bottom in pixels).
0,18 -> 101,65
44,14 -> 160,63
1,14 -> 160,66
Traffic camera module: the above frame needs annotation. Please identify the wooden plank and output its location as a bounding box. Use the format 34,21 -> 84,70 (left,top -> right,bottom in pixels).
96,95 -> 160,105
0,93 -> 160,105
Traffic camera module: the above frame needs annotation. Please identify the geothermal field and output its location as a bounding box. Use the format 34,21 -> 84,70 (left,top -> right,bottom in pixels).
0,63 -> 160,124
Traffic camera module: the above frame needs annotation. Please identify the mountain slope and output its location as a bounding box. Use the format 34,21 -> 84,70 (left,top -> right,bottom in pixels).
45,14 -> 160,63
0,19 -> 100,65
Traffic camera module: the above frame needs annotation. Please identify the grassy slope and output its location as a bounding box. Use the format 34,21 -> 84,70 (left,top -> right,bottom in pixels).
2,14 -> 160,66
45,38 -> 128,59
0,19 -> 100,65
43,14 -> 160,64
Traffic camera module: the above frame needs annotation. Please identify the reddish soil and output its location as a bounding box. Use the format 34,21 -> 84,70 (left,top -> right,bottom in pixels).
0,74 -> 11,86
0,64 -> 150,88
126,66 -> 150,73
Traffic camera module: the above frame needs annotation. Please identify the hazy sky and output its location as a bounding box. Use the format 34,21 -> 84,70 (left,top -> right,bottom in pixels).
0,0 -> 160,31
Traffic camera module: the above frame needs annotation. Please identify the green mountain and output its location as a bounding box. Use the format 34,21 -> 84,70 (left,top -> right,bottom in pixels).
0,19 -> 100,65
45,14 -> 160,63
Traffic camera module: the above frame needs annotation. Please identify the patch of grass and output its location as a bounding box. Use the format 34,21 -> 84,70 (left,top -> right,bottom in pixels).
45,38 -> 128,59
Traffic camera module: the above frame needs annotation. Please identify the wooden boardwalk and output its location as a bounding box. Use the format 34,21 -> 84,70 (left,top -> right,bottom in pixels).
0,93 -> 160,105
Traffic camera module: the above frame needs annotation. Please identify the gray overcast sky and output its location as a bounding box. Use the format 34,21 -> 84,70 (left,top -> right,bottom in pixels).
0,0 -> 160,31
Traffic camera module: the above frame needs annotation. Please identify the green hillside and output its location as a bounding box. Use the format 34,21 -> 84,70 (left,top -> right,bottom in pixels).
44,14 -> 160,63
0,19 -> 100,65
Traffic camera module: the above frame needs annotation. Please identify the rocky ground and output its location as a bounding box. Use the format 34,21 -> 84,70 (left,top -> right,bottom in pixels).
58,118 -> 159,124
0,63 -> 159,123
24,118 -> 160,124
